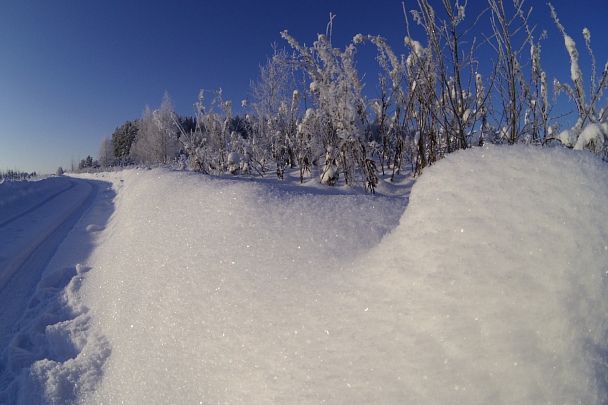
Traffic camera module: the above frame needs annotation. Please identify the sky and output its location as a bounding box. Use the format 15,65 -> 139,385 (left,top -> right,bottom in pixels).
0,0 -> 605,174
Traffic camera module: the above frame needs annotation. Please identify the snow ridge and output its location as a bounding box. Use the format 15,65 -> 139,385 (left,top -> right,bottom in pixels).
361,145 -> 608,403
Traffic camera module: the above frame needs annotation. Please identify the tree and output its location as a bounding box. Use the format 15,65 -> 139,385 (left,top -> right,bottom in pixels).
78,155 -> 95,171
98,134 -> 115,168
130,106 -> 157,164
112,120 -> 138,165
248,45 -> 300,179
194,89 -> 233,173
130,92 -> 181,165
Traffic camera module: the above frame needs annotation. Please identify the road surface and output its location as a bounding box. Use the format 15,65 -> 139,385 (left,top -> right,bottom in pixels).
0,176 -> 114,400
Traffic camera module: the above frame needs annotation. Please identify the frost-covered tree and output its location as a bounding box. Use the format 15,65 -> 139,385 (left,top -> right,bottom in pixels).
78,155 -> 96,171
250,45 -> 297,120
131,92 -> 181,165
153,92 -> 182,161
98,134 -> 115,168
247,46 -> 300,179
197,89 -> 233,173
361,23 -> 441,177
368,76 -> 394,176
525,31 -> 551,145
0,170 -> 37,181
130,105 -> 158,164
273,90 -> 301,179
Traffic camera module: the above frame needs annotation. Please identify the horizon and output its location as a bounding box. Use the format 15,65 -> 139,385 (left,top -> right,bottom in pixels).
1,0 -> 605,174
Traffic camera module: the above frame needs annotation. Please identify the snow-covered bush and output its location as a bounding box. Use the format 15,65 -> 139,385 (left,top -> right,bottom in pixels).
281,16 -> 378,192
358,0 -> 490,177
93,1 -> 608,183
551,4 -> 608,158
175,89 -> 235,174
409,1 -> 483,152
296,107 -> 323,182
226,151 -> 250,175
355,35 -> 411,179
484,1 -> 554,147
247,46 -> 300,179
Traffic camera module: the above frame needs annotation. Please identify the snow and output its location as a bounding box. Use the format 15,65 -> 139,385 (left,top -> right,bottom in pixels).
564,34 -> 582,83
0,176 -> 72,226
405,37 -> 426,67
0,176 -> 115,404
1,145 -> 607,403
574,122 -> 608,150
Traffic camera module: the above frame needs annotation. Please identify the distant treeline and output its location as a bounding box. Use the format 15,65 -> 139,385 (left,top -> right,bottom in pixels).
0,170 -> 38,182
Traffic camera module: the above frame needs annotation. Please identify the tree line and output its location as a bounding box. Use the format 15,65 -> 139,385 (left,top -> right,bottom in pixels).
93,0 -> 607,192
0,170 -> 37,181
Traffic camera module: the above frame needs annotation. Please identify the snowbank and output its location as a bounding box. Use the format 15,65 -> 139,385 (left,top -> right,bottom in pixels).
40,169 -> 407,404
354,145 -> 608,403
7,145 -> 608,403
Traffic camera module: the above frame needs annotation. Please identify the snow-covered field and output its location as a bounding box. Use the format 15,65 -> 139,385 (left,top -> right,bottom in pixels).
0,145 -> 607,404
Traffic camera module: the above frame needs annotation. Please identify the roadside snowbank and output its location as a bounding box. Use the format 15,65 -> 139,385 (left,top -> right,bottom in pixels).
353,145 -> 608,403
9,144 -> 608,403
33,169 -> 408,404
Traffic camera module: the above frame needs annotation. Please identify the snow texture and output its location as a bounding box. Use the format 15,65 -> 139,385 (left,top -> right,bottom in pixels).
1,145 -> 607,404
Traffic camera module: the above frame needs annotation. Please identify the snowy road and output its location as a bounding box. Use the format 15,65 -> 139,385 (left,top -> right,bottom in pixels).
0,176 -> 114,401
0,178 -> 94,289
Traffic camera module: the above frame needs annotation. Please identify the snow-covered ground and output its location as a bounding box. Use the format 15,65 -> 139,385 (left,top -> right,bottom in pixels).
0,145 -> 607,404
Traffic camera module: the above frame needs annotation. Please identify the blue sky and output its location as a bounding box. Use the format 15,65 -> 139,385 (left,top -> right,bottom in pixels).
0,0 -> 605,174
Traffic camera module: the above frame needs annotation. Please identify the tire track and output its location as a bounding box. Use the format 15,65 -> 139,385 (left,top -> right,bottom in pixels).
0,177 -> 114,402
0,179 -> 74,228
0,179 -> 95,292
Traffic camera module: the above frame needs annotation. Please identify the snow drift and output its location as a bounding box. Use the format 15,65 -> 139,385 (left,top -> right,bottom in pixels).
355,145 -> 608,403
2,145 -> 607,404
